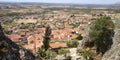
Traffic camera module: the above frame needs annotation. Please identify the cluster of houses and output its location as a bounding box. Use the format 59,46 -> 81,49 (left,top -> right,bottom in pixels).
7,27 -> 85,52
4,8 -> 116,52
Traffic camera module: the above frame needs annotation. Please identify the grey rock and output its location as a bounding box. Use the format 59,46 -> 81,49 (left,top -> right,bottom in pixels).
0,24 -> 35,60
102,29 -> 120,60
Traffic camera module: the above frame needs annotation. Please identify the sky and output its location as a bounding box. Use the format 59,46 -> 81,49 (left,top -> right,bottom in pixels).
0,0 -> 120,4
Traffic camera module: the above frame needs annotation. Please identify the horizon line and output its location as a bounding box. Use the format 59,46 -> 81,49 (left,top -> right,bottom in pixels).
0,1 -> 116,5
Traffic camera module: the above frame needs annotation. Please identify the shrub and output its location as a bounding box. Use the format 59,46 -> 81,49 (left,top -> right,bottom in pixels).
58,48 -> 70,55
37,48 -> 57,59
82,50 -> 94,60
67,40 -> 79,47
37,48 -> 46,58
76,34 -> 83,40
45,50 -> 57,59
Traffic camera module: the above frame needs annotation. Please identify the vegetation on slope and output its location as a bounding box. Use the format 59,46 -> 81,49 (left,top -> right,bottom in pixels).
89,16 -> 115,54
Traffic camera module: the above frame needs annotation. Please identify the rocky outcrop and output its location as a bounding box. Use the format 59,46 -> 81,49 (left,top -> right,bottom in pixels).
102,28 -> 120,60
0,24 -> 35,60
78,19 -> 120,60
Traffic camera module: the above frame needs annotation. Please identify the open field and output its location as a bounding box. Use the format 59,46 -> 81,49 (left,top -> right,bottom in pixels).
14,19 -> 37,24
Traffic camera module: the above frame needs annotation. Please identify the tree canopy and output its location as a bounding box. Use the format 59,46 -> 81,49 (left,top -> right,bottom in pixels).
89,16 -> 115,54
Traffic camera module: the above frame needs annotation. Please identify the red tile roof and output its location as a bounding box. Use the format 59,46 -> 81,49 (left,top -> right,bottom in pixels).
7,34 -> 21,43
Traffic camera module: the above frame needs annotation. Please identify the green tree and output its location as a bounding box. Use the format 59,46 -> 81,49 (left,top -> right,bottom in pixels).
89,16 -> 115,54
42,26 -> 51,51
37,26 -> 53,59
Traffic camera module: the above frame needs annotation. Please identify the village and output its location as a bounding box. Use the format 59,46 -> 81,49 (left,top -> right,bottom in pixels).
0,3 -> 119,60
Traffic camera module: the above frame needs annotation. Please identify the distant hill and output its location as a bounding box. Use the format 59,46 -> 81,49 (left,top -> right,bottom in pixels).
0,2 -> 120,9
115,2 -> 120,5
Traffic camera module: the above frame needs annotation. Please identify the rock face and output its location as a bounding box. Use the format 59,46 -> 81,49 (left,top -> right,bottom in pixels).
102,28 -> 120,60
0,24 -> 35,60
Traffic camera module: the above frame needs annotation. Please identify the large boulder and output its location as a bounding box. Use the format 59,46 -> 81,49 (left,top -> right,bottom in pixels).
102,29 -> 120,60
0,24 -> 35,60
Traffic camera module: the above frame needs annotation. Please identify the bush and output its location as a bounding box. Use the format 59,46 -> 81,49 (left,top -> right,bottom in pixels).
45,50 -> 57,59
37,48 -> 46,58
67,40 -> 79,47
37,48 -> 57,59
58,48 -> 70,55
82,50 -> 94,60
76,34 -> 83,40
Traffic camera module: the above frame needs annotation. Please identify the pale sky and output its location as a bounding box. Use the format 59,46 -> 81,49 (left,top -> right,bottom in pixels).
0,0 -> 120,4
